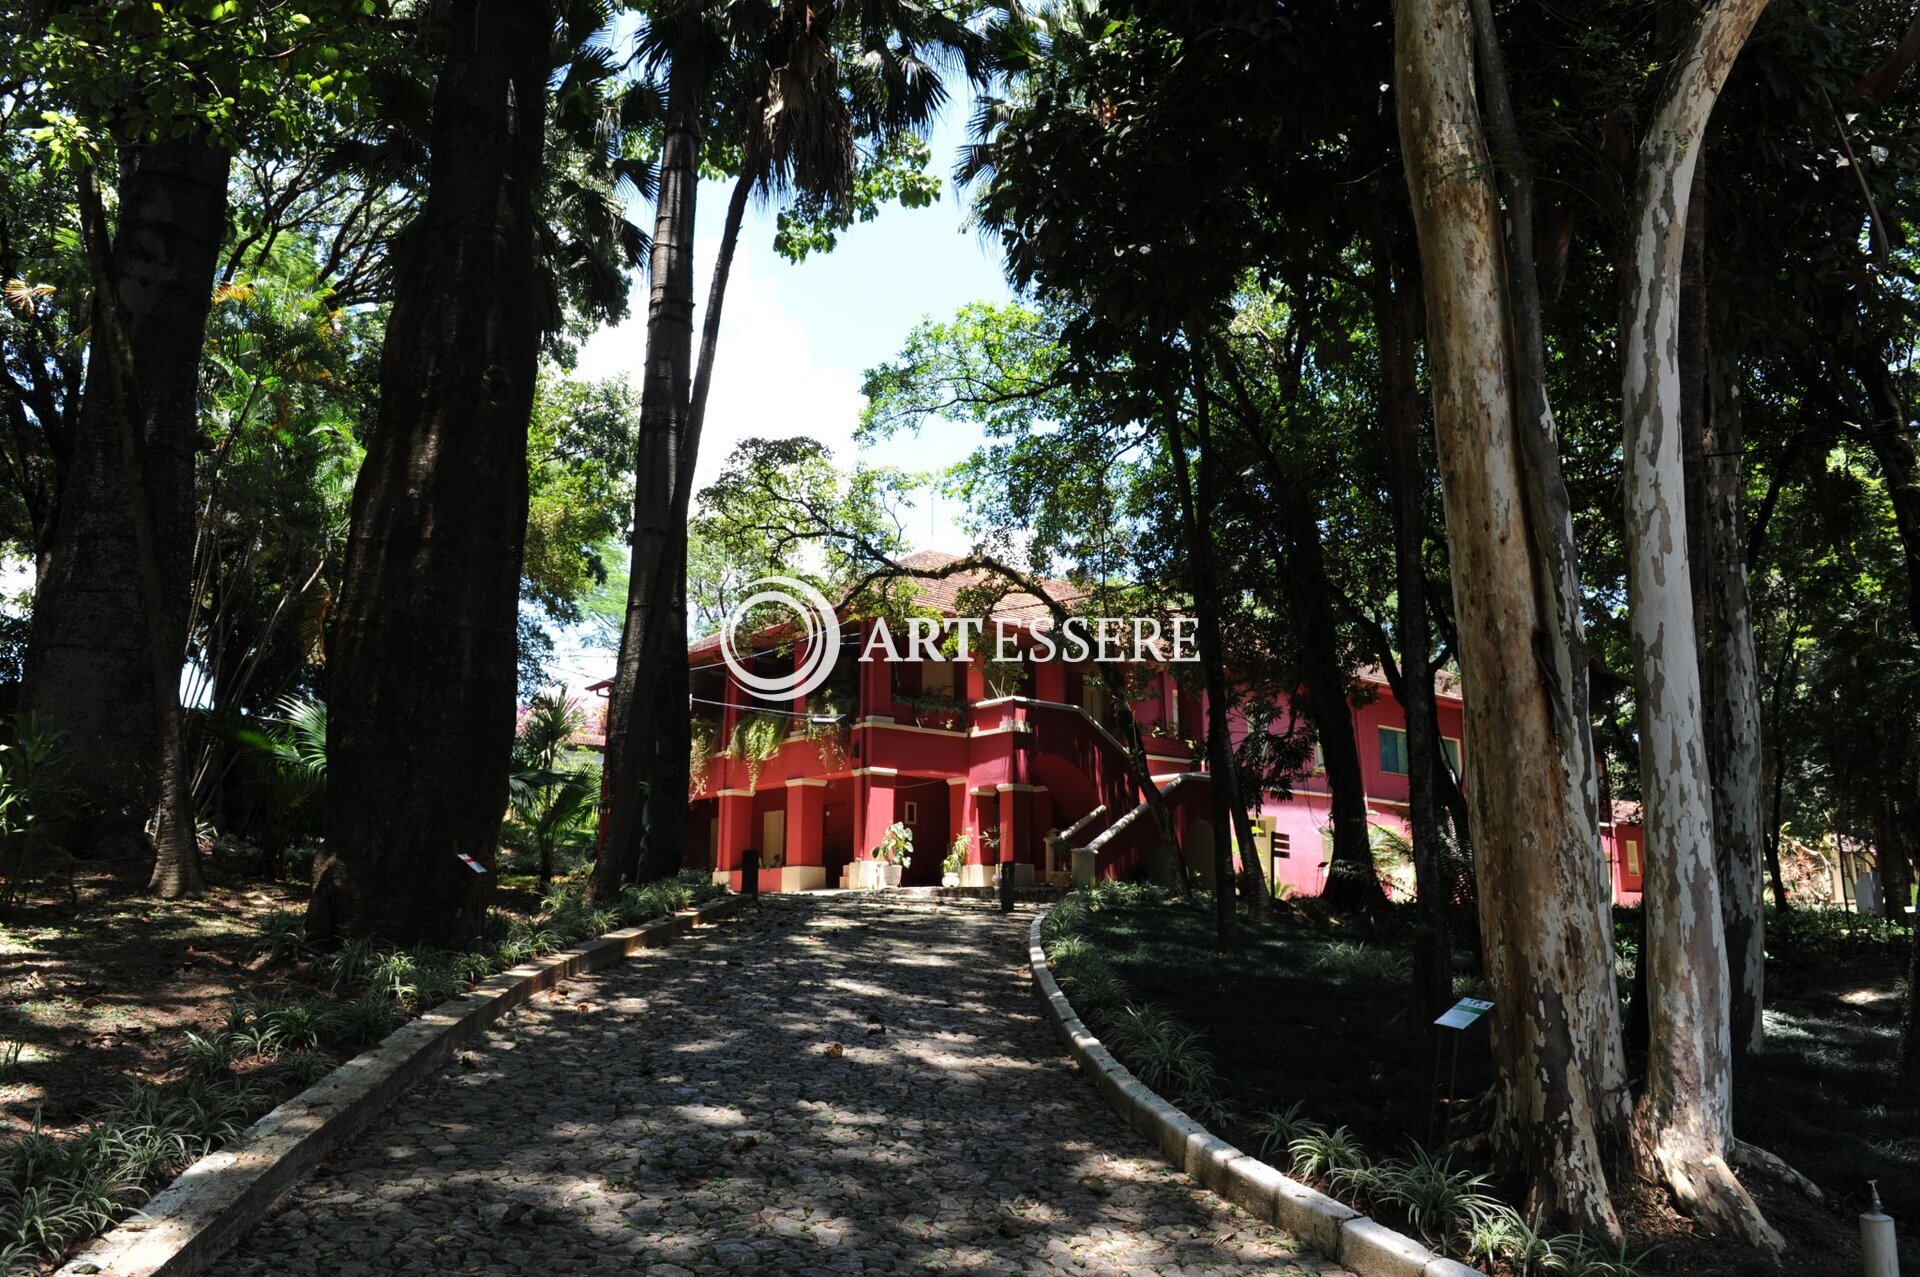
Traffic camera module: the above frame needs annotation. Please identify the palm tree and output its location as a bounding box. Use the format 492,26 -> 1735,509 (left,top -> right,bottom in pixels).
596,0 -> 988,898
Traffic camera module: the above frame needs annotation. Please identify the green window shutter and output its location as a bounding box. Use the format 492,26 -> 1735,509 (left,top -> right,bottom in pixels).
1378,727 -> 1408,774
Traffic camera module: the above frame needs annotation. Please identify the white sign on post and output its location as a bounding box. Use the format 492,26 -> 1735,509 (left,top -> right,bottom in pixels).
1433,997 -> 1494,1031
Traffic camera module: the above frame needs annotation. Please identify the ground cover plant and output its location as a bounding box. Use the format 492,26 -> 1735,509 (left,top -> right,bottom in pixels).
1044,884 -> 1914,1277
0,854 -> 722,1275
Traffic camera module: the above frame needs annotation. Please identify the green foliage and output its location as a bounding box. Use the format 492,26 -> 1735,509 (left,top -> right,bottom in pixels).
0,1080 -> 259,1272
1311,939 -> 1409,984
872,821 -> 913,867
1254,1104 -> 1309,1162
24,2 -> 394,160
0,715 -> 77,912
1288,1124 -> 1366,1183
774,132 -> 943,263
729,712 -> 788,790
521,374 -> 640,684
253,908 -> 311,962
505,692 -> 598,890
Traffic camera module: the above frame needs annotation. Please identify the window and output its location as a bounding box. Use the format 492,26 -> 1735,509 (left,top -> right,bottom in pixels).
1624,838 -> 1641,879
903,801 -> 919,825
1441,737 -> 1462,778
1378,727 -> 1408,775
1311,742 -> 1325,773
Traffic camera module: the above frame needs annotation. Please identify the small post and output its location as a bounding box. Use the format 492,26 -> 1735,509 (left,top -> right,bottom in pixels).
1862,1180 -> 1899,1277
1428,996 -> 1494,1151
742,848 -> 759,903
998,859 -> 1016,913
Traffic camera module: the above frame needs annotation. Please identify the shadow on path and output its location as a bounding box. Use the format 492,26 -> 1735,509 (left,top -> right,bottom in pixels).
226,893 -> 1345,1276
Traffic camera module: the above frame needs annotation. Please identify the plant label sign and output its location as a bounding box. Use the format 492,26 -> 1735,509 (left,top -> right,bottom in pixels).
456,853 -> 488,875
1433,997 -> 1493,1031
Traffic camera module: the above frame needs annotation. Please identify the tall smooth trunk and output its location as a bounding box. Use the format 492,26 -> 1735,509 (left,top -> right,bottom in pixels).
1703,356 -> 1767,1056
309,0 -> 547,947
595,71 -> 704,900
1618,0 -> 1781,1251
1273,485 -> 1379,914
1162,389 -> 1262,947
26,139 -> 227,889
1373,225 -> 1451,1015
1395,0 -> 1628,1237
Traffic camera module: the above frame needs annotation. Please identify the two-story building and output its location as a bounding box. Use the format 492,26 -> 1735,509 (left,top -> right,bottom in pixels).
627,551 -> 1646,902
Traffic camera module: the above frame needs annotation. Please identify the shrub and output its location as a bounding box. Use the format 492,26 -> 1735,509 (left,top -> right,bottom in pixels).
1289,1124 -> 1366,1182
1311,939 -> 1409,984
1254,1104 -> 1310,1162
173,1031 -> 239,1079
253,909 -> 310,962
1372,1148 -> 1503,1251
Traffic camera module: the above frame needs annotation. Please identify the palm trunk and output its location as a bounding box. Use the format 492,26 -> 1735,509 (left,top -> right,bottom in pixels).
25,139 -> 227,887
1395,0 -> 1628,1238
1618,0 -> 1781,1251
1374,224 -> 1451,1016
632,171 -> 756,886
309,0 -> 547,947
595,69 -> 705,900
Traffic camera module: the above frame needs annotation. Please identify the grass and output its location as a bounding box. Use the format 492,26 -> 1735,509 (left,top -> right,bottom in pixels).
1057,886 -> 1917,1276
1066,888 -> 1491,1152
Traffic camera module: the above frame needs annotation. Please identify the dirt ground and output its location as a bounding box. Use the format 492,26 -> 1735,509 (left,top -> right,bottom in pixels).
1,851 -> 312,1135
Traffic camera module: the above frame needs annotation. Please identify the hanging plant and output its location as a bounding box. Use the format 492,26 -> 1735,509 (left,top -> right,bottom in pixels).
731,712 -> 787,789
805,687 -> 850,771
689,716 -> 721,795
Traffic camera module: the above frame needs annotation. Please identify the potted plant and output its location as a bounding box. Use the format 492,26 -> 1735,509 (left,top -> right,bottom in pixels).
942,832 -> 968,887
871,821 -> 913,888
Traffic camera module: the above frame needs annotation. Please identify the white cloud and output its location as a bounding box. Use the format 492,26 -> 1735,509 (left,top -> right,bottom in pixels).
573,233 -> 866,499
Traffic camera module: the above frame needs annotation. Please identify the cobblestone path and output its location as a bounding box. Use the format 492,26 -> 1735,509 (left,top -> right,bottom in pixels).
227,893 -> 1347,1276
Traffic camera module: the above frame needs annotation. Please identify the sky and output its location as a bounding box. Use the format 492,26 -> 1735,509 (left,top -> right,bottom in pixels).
553,105 -> 1016,692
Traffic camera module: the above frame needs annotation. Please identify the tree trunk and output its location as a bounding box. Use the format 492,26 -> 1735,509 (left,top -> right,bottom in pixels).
1396,0 -> 1628,1238
1162,388 -> 1242,947
1617,0 -> 1782,1251
595,68 -> 705,901
309,0 -> 547,947
1900,847 -> 1920,1085
1272,483 -> 1379,915
631,171 -> 756,886
1703,354 -> 1768,1056
1373,221 -> 1451,1016
24,139 -> 227,888
1852,355 -> 1920,646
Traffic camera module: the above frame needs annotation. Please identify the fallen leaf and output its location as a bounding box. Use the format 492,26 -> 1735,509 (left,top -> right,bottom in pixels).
823,1042 -> 844,1058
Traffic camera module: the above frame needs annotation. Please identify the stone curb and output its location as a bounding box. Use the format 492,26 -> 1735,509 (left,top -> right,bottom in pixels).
54,894 -> 747,1277
1026,909 -> 1481,1277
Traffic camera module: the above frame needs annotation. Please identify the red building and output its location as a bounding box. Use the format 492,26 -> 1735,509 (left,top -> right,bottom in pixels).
652,551 -> 1645,902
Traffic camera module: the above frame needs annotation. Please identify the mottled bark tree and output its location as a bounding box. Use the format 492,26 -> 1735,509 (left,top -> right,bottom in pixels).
1617,0 -> 1783,1251
26,138 -> 228,897
309,0 -> 548,946
1395,0 -> 1629,1238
